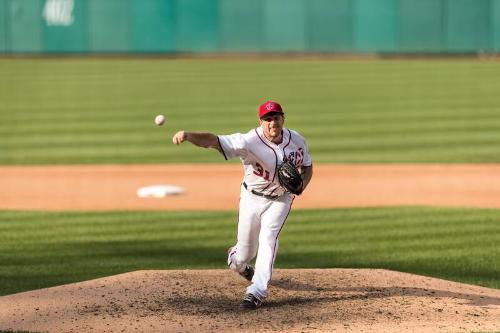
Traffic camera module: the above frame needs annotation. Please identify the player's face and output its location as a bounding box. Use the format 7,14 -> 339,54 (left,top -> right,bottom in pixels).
260,113 -> 284,141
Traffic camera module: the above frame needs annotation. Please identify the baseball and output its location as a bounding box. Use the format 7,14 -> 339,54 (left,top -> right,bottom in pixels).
154,114 -> 166,126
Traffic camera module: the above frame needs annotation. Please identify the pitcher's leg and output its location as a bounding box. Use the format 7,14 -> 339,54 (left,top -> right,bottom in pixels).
228,192 -> 260,273
246,198 -> 292,299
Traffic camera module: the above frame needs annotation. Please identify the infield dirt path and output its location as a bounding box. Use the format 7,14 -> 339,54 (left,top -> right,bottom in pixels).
2,163 -> 500,211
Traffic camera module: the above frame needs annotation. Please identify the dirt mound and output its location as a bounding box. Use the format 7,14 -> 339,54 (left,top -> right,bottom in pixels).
0,269 -> 499,333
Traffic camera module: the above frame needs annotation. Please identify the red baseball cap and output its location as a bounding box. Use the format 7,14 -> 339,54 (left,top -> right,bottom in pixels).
258,101 -> 284,118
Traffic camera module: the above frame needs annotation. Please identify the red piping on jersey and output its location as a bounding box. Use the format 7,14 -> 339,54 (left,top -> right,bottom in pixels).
282,129 -> 292,159
267,130 -> 293,196
254,128 -> 278,191
228,192 -> 244,268
268,129 -> 292,196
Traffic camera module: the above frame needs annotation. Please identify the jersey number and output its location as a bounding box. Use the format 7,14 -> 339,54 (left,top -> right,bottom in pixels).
253,163 -> 270,181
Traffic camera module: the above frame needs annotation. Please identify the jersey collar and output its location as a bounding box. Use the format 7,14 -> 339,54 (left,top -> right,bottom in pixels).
257,126 -> 288,147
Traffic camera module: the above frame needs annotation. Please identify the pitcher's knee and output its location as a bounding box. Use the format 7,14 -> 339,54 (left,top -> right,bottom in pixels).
227,246 -> 254,273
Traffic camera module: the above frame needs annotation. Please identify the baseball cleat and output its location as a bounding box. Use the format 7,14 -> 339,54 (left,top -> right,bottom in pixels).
239,265 -> 254,281
240,293 -> 262,310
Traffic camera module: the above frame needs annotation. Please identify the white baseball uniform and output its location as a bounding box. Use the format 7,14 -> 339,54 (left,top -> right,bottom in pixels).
218,126 -> 312,300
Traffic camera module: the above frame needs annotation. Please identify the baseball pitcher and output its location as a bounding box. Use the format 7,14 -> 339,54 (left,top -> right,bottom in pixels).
172,101 -> 313,309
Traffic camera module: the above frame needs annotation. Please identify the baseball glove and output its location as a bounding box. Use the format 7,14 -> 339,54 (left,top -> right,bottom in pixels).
277,159 -> 303,195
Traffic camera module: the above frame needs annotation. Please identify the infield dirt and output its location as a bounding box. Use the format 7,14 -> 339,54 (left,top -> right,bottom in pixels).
2,163 -> 500,211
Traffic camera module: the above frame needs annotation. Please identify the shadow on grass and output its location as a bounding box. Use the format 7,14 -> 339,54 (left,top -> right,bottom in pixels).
277,252 -> 500,290
3,239 -> 500,296
0,239 -> 229,296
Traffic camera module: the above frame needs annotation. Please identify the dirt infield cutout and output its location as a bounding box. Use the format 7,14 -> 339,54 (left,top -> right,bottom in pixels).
2,163 -> 500,211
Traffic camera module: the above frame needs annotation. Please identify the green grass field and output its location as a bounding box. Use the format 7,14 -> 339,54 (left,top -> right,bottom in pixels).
1,207 -> 499,296
1,58 -> 500,164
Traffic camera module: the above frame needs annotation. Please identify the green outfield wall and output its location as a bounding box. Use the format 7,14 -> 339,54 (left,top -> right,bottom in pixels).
1,0 -> 500,54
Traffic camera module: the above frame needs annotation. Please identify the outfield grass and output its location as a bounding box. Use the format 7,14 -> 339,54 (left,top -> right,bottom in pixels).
0,207 -> 499,296
1,58 -> 500,164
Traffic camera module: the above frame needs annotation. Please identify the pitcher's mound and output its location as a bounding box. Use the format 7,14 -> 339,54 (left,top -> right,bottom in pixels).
0,269 -> 499,333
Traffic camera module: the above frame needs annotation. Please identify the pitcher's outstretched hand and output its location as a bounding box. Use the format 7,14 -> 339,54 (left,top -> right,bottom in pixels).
172,131 -> 187,145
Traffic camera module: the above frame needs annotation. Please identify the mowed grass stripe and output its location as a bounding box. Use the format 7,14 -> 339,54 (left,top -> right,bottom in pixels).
2,59 -> 500,164
0,207 -> 499,296
1,103 -> 497,130
2,60 -> 500,87
4,139 -> 500,164
4,116 -> 500,143
3,102 -> 499,129
7,133 -> 497,151
4,141 -> 500,164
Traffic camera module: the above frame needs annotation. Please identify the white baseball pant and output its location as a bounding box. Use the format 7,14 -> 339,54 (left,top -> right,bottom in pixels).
227,185 -> 293,299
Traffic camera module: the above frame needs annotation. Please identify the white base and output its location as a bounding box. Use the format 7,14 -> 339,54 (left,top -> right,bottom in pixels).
137,185 -> 185,198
